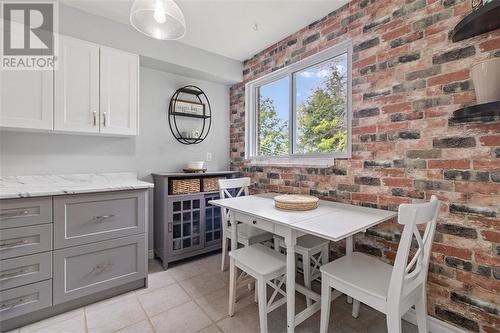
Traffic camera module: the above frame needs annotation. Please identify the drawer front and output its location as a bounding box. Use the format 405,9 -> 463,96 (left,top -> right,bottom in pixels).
234,212 -> 275,234
0,197 -> 52,229
54,190 -> 146,249
0,280 -> 52,321
0,224 -> 52,260
0,252 -> 52,291
53,234 -> 146,304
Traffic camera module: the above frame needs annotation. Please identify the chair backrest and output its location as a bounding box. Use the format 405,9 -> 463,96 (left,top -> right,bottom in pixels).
387,195 -> 440,304
218,177 -> 251,224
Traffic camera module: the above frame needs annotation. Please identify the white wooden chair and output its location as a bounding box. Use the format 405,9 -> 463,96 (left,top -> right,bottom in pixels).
218,177 -> 274,271
228,244 -> 287,333
273,234 -> 329,306
319,196 -> 440,333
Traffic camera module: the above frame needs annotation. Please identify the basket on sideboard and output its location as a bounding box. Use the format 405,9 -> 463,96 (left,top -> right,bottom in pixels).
171,178 -> 200,195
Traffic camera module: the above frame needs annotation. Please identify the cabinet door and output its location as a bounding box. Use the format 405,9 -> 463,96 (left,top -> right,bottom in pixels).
0,69 -> 53,130
99,47 -> 138,135
204,194 -> 222,246
54,36 -> 99,133
169,195 -> 204,256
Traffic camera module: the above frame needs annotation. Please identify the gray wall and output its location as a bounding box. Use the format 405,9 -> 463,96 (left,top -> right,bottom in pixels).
0,67 -> 230,249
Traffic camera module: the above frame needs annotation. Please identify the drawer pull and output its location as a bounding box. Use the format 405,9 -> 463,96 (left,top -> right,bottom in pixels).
94,214 -> 116,223
0,210 -> 29,218
252,220 -> 257,225
0,239 -> 28,250
1,297 -> 25,311
0,268 -> 27,279
91,263 -> 114,273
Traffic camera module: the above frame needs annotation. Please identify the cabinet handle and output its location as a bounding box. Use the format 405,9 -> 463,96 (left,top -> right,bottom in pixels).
0,268 -> 27,279
91,263 -> 114,273
0,239 -> 28,250
168,222 -> 173,233
103,112 -> 107,127
1,297 -> 25,311
252,220 -> 257,225
0,210 -> 29,218
94,214 -> 115,223
93,111 -> 97,126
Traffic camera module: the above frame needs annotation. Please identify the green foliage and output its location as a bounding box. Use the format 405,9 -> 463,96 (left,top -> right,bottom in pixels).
258,96 -> 289,156
296,65 -> 347,154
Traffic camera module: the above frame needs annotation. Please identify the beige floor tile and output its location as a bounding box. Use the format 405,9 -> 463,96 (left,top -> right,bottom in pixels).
169,259 -> 210,282
194,285 -> 255,322
84,291 -> 137,313
20,314 -> 86,333
136,269 -> 177,295
196,324 -> 222,333
148,259 -> 164,273
179,271 -> 227,299
216,302 -> 261,333
138,283 -> 191,317
150,301 -> 212,333
114,320 -> 154,333
86,296 -> 146,333
19,308 -> 84,333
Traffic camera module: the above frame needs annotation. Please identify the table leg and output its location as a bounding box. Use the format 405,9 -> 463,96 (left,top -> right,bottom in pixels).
230,211 -> 238,255
285,230 -> 297,333
345,236 -> 360,317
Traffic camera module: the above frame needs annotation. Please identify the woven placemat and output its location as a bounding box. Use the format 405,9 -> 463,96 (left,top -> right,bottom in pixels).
274,194 -> 319,211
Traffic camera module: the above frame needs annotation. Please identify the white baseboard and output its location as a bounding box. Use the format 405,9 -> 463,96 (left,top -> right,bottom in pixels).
148,249 -> 154,259
403,309 -> 467,333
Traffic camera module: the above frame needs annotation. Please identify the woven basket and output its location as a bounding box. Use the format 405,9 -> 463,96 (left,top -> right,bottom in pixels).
171,178 -> 200,195
274,194 -> 319,211
202,177 -> 220,192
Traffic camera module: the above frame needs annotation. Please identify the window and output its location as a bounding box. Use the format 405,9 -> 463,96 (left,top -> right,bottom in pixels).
245,40 -> 352,163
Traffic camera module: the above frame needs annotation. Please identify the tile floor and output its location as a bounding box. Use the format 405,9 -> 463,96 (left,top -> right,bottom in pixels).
8,252 -> 419,333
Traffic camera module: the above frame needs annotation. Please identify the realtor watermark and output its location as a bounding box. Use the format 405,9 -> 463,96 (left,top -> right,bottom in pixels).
1,0 -> 58,70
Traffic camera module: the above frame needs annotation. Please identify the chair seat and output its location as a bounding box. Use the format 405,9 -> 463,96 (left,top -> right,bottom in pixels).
230,244 -> 286,276
320,252 -> 393,301
275,234 -> 329,251
226,224 -> 273,244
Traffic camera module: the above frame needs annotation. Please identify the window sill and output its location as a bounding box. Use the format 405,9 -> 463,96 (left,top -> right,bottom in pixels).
247,157 -> 336,168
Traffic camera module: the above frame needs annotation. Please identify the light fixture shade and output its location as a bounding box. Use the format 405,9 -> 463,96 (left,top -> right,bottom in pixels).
130,0 -> 186,40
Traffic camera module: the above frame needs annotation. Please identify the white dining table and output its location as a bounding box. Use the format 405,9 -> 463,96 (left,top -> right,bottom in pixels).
209,194 -> 397,333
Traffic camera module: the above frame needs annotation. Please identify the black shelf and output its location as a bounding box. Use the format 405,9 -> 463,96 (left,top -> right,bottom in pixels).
449,101 -> 500,126
451,1 -> 500,42
170,112 -> 210,119
178,87 -> 204,96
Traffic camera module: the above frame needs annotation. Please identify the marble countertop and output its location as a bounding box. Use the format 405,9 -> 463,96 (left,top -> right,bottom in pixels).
0,172 -> 154,199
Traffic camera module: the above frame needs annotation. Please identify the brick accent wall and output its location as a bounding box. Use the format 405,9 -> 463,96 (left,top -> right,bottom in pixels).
229,0 -> 500,332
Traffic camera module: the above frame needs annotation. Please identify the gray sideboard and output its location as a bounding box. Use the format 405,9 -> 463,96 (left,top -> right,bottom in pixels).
152,171 -> 238,269
0,189 -> 148,332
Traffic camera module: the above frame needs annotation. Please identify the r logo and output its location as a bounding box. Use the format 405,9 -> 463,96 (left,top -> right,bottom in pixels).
2,2 -> 54,56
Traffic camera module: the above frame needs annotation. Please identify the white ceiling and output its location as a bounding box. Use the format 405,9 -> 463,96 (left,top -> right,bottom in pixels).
60,0 -> 348,61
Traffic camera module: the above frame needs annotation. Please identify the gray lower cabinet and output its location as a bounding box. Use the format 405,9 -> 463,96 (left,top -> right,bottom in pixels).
0,252 -> 52,291
0,189 -> 148,331
0,224 -> 52,260
53,191 -> 146,249
53,234 -> 146,304
0,280 -> 52,321
0,197 -> 52,229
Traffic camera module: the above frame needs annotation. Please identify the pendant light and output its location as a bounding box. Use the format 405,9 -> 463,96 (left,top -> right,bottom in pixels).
130,0 -> 186,40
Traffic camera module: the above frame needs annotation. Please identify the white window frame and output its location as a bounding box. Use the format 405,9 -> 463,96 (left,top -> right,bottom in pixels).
245,39 -> 353,166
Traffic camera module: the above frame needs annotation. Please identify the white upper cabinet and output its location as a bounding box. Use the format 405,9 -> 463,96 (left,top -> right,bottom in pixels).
1,35 -> 139,136
54,36 -> 100,133
0,69 -> 53,130
99,47 -> 138,136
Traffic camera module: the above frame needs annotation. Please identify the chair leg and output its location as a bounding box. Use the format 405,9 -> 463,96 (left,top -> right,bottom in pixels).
386,311 -> 402,333
228,258 -> 237,316
254,282 -> 258,303
415,292 -> 428,333
273,237 -> 281,253
302,253 -> 312,307
352,299 -> 360,318
221,236 -> 228,271
257,278 -> 268,333
319,275 -> 332,333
